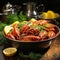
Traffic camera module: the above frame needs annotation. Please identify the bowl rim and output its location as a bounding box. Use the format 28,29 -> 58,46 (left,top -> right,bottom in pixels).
3,25 -> 60,43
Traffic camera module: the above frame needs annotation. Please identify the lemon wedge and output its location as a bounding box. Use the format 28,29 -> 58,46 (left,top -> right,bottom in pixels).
42,12 -> 48,19
47,10 -> 56,18
4,26 -> 13,35
30,18 -> 37,22
3,47 -> 17,56
12,21 -> 19,26
42,10 -> 58,19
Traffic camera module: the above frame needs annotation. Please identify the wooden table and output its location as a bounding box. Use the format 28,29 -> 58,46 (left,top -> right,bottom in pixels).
40,35 -> 60,60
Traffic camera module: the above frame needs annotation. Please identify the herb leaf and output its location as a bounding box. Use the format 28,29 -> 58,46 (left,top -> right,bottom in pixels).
0,21 -> 7,31
33,24 -> 46,31
19,11 -> 28,21
6,14 -> 19,24
18,21 -> 27,30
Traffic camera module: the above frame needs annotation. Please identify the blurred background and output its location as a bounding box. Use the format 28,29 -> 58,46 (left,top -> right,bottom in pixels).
0,0 -> 60,13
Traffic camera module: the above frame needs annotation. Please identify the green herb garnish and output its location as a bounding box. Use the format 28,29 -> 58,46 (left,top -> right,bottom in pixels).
33,24 -> 46,31
6,14 -> 19,24
0,21 -> 7,45
0,31 -> 6,45
19,11 -> 28,21
18,21 -> 27,30
0,21 -> 7,31
17,52 -> 43,60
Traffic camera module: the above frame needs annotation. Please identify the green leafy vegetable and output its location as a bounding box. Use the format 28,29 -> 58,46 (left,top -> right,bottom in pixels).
6,14 -> 19,24
16,52 -> 43,60
0,21 -> 7,45
6,11 -> 28,24
28,52 -> 42,60
19,11 -> 28,21
0,21 -> 7,31
0,31 -> 6,45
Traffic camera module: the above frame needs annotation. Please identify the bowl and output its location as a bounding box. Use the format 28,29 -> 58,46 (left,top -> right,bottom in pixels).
3,19 -> 60,53
3,25 -> 60,53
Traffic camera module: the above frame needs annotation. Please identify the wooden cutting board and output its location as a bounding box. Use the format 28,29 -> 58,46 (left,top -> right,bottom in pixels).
40,35 -> 60,60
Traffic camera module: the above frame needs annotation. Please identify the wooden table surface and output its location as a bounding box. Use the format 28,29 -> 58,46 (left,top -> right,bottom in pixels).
40,35 -> 60,60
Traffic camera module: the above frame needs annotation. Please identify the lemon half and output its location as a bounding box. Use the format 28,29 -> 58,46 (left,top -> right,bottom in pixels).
47,10 -> 56,18
30,18 -> 37,22
42,12 -> 48,19
12,21 -> 19,26
42,10 -> 58,19
3,47 -> 17,56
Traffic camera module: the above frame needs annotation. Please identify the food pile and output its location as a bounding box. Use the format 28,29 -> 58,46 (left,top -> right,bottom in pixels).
4,18 -> 58,42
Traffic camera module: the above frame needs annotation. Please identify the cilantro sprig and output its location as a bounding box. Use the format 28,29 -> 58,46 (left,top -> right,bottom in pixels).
33,24 -> 46,31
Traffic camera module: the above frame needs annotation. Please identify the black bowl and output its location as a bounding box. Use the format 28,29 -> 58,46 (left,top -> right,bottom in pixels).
3,25 -> 60,52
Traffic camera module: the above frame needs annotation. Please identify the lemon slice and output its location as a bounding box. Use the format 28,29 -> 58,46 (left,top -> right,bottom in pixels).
47,10 -> 56,18
42,12 -> 48,19
30,18 -> 37,22
4,26 -> 13,35
12,21 -> 19,26
3,47 -> 17,56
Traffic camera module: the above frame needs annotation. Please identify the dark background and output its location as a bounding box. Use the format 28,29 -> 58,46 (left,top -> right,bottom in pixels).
0,0 -> 60,13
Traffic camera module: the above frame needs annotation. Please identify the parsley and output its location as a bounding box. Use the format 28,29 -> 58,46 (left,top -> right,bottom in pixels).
0,21 -> 7,31
0,31 -> 6,45
0,21 -> 7,45
18,21 -> 27,30
19,11 -> 28,21
33,24 -> 46,31
6,14 -> 19,24
16,52 -> 43,60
